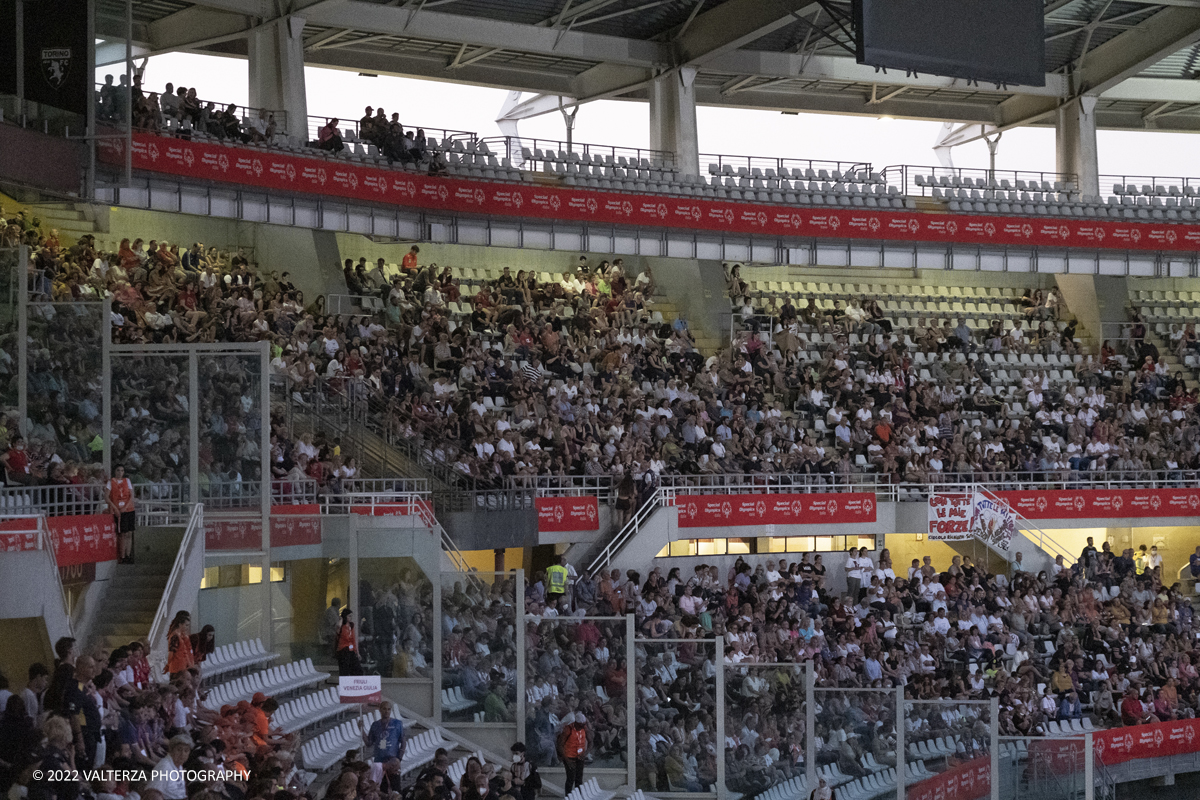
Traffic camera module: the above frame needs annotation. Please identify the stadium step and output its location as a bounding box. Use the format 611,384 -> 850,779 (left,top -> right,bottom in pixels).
85,554 -> 175,653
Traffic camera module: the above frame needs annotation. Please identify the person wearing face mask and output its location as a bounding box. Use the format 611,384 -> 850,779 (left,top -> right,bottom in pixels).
508,742 -> 541,800
465,773 -> 492,800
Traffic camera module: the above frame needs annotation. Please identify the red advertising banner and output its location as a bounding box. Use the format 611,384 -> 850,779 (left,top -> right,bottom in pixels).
907,756 -> 991,800
1092,717 -> 1200,765
536,496 -> 600,532
47,514 -> 117,566
206,506 -> 323,550
673,492 -> 876,528
270,505 -> 322,548
99,133 -> 1200,253
0,518 -> 39,553
994,488 -> 1200,520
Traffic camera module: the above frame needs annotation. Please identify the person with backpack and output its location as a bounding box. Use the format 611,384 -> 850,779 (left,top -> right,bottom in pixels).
556,712 -> 589,796
509,742 -> 542,800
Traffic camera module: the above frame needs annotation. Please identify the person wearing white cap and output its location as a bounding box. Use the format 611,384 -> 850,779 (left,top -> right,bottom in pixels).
557,711 -> 590,796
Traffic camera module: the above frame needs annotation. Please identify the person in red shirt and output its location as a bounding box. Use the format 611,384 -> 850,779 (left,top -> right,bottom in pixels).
1,435 -> 31,485
106,464 -> 136,563
401,245 -> 420,272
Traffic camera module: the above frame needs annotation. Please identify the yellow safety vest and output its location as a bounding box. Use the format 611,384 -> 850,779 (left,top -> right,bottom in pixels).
547,565 -> 568,593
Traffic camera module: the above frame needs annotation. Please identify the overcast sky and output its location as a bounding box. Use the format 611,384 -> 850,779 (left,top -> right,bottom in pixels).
101,52 -> 1200,185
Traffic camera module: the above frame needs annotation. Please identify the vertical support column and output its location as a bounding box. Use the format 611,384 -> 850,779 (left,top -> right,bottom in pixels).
188,354 -> 199,510
805,664 -> 816,793
648,68 -> 700,177
714,644 -> 725,800
16,245 -> 28,436
895,687 -> 905,800
1084,731 -> 1094,800
515,568 -> 526,741
625,614 -> 636,791
432,570 -> 443,719
14,0 -> 23,116
259,341 -> 272,647
1056,96 -> 1099,198
991,696 -> 1001,800
101,297 -> 111,477
348,523 -> 359,669
124,0 -> 132,187
86,0 -> 96,198
248,16 -> 309,143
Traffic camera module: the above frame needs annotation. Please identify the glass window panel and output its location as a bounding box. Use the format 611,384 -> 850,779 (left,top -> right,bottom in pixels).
727,538 -> 752,554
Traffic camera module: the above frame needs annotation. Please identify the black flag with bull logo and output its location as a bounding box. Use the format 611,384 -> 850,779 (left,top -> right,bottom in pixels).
19,0 -> 90,116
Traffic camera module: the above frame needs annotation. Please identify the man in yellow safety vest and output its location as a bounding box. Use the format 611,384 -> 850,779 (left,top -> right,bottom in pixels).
547,555 -> 569,607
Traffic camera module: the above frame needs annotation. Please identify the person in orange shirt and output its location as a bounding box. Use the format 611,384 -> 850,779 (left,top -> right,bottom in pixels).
401,245 -> 420,272
335,607 -> 362,676
165,610 -> 196,679
106,464 -> 136,564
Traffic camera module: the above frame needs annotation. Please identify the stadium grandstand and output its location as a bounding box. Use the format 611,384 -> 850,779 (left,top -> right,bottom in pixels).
10,3 -> 1200,800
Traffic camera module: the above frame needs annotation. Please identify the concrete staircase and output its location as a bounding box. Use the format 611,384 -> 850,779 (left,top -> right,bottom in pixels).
27,202 -> 101,247
88,550 -> 172,651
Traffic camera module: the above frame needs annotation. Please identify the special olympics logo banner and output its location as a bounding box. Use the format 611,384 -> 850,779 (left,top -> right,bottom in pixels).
928,494 -> 974,540
48,514 -> 117,566
906,755 -> 990,800
674,492 -> 875,528
970,492 -> 1017,552
206,506 -> 323,550
536,497 -> 599,532
994,488 -> 1200,520
97,132 -> 1200,254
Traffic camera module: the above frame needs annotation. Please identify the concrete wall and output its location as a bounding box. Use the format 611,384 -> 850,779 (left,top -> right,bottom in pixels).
104,207 -> 337,304
0,124 -> 83,194
0,549 -> 73,666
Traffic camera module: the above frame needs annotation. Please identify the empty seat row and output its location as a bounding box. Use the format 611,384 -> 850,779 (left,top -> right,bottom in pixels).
442,686 -> 478,713
564,778 -> 615,800
203,638 -> 278,682
273,687 -> 346,734
202,659 -> 329,709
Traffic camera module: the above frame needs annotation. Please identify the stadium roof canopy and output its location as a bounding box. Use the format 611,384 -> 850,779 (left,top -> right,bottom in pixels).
97,0 -> 1200,138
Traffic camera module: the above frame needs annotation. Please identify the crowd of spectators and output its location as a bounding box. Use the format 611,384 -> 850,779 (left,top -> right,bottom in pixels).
727,266 -> 1200,487
0,628 -> 316,800
523,540 -> 1198,791
97,76 -> 279,145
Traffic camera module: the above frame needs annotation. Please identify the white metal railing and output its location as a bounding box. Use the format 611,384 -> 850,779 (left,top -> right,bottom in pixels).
37,516 -> 73,636
148,503 -> 205,680
587,489 -> 661,576
973,484 -> 1076,566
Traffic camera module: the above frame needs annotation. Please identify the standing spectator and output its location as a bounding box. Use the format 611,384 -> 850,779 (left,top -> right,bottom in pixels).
164,611 -> 195,679
364,701 -> 405,765
335,607 -> 362,676
21,663 -> 49,722
402,245 -> 420,272
60,655 -> 101,768
557,712 -> 590,796
546,556 -> 569,606
106,465 -> 136,564
322,597 -> 343,651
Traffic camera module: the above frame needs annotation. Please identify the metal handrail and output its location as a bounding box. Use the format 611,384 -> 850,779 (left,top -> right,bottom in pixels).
702,153 -> 872,181
479,135 -> 677,171
879,164 -> 1077,198
147,503 -> 204,679
38,515 -> 73,636
587,488 -> 660,576
975,484 -> 1075,566
306,116 -> 475,148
